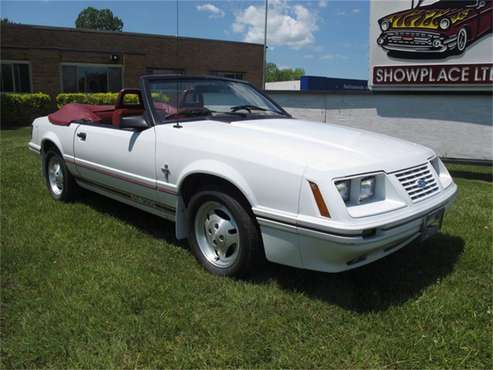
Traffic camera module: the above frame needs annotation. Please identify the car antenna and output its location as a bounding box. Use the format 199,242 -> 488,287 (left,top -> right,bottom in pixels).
174,0 -> 183,129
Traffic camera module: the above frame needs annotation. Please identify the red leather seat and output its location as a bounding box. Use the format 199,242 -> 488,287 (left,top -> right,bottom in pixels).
111,88 -> 145,128
112,108 -> 145,128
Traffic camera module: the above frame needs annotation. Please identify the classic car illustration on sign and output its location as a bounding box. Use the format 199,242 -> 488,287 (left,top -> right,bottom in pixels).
377,0 -> 493,57
28,76 -> 457,277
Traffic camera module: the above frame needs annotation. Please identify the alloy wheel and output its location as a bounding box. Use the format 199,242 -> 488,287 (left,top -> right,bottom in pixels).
47,156 -> 64,196
194,201 -> 240,268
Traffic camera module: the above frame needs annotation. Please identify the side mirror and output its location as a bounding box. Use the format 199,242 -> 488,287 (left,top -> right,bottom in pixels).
120,115 -> 149,131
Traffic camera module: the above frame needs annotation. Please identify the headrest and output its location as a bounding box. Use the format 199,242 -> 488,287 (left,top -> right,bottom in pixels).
115,88 -> 144,110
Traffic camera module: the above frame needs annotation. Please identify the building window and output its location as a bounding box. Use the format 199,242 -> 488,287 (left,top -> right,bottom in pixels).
0,61 -> 31,92
61,64 -> 123,93
210,71 -> 245,80
146,68 -> 184,75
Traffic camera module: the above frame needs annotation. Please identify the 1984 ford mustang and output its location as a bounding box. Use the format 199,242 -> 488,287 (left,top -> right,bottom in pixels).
28,76 -> 457,277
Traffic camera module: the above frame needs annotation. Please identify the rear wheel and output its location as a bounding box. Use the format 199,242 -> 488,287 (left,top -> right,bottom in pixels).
187,190 -> 262,277
43,149 -> 78,201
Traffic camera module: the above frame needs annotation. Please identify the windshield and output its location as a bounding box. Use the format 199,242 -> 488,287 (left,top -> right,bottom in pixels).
147,78 -> 287,123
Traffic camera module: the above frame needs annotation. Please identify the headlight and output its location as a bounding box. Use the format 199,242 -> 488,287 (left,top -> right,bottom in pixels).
359,176 -> 376,202
430,157 -> 453,189
335,180 -> 351,202
380,19 -> 390,31
335,176 -> 378,204
430,157 -> 440,174
439,18 -> 450,30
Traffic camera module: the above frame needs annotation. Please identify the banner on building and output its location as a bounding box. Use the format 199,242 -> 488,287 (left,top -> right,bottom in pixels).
369,0 -> 493,91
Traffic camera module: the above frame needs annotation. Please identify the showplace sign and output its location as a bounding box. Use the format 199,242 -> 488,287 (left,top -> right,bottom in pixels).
369,1 -> 493,91
373,63 -> 493,86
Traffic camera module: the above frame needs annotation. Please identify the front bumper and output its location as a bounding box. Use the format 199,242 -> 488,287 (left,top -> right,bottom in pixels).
257,183 -> 457,273
28,142 -> 41,154
378,30 -> 457,53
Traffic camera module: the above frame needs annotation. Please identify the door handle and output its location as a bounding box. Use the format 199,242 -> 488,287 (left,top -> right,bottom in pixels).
77,132 -> 87,141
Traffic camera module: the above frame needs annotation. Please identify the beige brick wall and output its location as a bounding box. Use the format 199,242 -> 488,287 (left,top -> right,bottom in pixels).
1,24 -> 263,97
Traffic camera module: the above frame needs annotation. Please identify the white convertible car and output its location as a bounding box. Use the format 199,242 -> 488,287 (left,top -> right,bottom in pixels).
28,76 -> 457,277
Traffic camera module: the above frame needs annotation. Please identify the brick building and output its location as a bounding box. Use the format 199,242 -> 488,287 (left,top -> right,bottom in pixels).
0,23 -> 264,97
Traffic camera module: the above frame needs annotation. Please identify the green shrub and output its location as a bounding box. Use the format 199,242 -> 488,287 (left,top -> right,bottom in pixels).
1,93 -> 52,129
56,92 -> 139,108
56,92 -> 173,109
151,91 -> 172,103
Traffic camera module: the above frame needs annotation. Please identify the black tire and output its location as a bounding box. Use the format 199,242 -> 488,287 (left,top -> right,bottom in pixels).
455,28 -> 468,54
186,190 -> 263,277
42,148 -> 78,201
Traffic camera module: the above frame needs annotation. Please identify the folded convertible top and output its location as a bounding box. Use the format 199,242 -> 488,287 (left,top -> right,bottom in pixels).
48,103 -> 115,126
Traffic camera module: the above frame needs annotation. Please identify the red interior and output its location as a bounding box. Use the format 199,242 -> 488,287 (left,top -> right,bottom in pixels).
111,88 -> 145,127
49,88 -> 181,127
111,108 -> 145,127
48,104 -> 115,126
49,89 -> 147,127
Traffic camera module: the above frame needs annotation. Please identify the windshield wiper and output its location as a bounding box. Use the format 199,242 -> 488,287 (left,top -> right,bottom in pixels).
230,105 -> 268,113
230,104 -> 288,116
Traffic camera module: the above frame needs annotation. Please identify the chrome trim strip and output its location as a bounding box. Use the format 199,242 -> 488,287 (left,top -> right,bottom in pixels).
156,180 -> 179,195
71,158 -> 178,195
77,179 -> 176,222
28,142 -> 41,154
75,158 -> 156,189
66,156 -> 180,199
256,215 -> 363,238
257,217 -> 362,239
75,176 -> 176,212
443,36 -> 457,44
252,206 -> 299,225
382,45 -> 448,53
63,154 -> 75,163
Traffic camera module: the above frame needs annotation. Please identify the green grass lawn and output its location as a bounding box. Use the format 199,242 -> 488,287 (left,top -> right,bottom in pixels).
1,127 -> 492,368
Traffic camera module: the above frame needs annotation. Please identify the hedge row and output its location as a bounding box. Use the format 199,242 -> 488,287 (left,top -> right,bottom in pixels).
1,93 -> 53,129
56,92 -> 171,106
1,91 -> 168,129
56,92 -> 138,108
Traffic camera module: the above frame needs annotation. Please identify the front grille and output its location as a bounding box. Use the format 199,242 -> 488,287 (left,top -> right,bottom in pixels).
394,164 -> 439,202
386,30 -> 440,46
386,30 -> 440,38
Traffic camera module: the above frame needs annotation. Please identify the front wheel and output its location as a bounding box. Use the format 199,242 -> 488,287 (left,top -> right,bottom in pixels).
456,28 -> 468,53
43,149 -> 78,201
186,190 -> 262,277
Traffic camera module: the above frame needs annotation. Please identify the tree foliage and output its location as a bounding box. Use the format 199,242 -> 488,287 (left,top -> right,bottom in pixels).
266,63 -> 305,82
1,18 -> 17,25
75,7 -> 123,32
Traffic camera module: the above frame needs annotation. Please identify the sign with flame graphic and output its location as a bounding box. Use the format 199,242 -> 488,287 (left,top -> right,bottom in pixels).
370,0 -> 493,90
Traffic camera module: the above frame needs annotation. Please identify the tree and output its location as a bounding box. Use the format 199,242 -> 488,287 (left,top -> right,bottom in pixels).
266,63 -> 305,82
75,7 -> 123,32
1,18 -> 17,25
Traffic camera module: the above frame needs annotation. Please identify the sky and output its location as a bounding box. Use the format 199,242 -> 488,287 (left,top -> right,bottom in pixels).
1,0 -> 370,80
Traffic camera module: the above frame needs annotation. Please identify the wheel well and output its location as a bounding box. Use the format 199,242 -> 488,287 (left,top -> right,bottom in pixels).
180,174 -> 253,212
41,140 -> 61,156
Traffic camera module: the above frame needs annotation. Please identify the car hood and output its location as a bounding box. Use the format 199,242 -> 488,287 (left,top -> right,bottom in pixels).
181,118 -> 434,174
381,7 -> 471,30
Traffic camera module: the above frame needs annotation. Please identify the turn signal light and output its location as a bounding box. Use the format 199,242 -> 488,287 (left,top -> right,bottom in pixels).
308,181 -> 330,218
